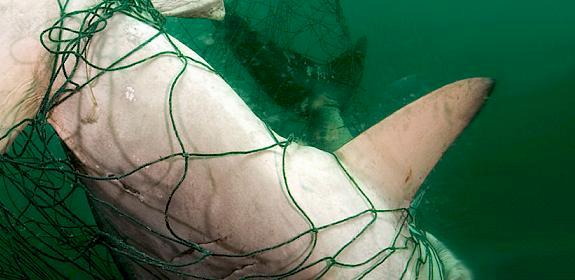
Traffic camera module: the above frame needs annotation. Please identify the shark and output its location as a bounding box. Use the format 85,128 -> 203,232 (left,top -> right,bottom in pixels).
219,13 -> 366,151
0,0 -> 493,279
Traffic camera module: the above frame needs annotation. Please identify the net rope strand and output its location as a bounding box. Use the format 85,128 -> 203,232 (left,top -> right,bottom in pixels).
0,0 -> 442,279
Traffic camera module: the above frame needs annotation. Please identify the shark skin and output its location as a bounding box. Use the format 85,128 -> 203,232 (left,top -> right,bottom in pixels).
0,1 -> 493,279
45,11 -> 492,280
0,0 -> 224,153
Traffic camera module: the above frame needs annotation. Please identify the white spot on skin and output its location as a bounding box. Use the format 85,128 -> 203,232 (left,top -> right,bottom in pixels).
125,86 -> 136,102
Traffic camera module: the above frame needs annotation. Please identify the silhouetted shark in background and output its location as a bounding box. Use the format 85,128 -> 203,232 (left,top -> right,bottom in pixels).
220,14 -> 367,150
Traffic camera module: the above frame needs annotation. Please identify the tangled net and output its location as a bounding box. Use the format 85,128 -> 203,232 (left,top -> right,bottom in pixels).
0,0 -> 442,278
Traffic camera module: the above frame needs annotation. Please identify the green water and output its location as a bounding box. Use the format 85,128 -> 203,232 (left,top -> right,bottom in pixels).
334,1 -> 574,279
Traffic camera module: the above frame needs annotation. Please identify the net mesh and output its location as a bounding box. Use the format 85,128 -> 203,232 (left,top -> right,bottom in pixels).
0,0 -> 442,279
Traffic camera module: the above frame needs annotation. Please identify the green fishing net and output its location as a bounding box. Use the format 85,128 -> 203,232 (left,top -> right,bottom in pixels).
0,0 -> 442,278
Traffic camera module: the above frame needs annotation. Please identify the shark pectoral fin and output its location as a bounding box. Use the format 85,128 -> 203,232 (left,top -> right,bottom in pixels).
152,0 -> 225,20
335,78 -> 494,206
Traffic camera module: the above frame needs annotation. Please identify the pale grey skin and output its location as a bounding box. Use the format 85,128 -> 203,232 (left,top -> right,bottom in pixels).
0,0 -> 224,153
0,0 -> 490,278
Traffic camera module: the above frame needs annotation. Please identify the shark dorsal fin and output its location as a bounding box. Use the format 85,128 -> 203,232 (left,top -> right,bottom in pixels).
335,78 -> 493,207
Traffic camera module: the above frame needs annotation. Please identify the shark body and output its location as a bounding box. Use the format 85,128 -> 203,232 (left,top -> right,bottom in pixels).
0,0 -> 491,278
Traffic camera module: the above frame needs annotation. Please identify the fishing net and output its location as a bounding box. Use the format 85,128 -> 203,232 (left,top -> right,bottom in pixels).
0,0 -> 443,278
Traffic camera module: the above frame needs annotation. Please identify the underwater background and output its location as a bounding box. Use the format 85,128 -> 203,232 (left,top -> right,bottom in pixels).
344,1 -> 575,279
0,0 -> 573,279
337,1 -> 575,279
165,0 -> 575,278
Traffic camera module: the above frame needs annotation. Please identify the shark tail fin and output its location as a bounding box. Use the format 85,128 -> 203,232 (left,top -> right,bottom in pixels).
335,78 -> 494,206
302,37 -> 368,151
327,36 -> 368,89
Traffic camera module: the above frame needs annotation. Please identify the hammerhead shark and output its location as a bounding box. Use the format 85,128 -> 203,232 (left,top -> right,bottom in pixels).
219,13 -> 366,151
0,0 -> 492,279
